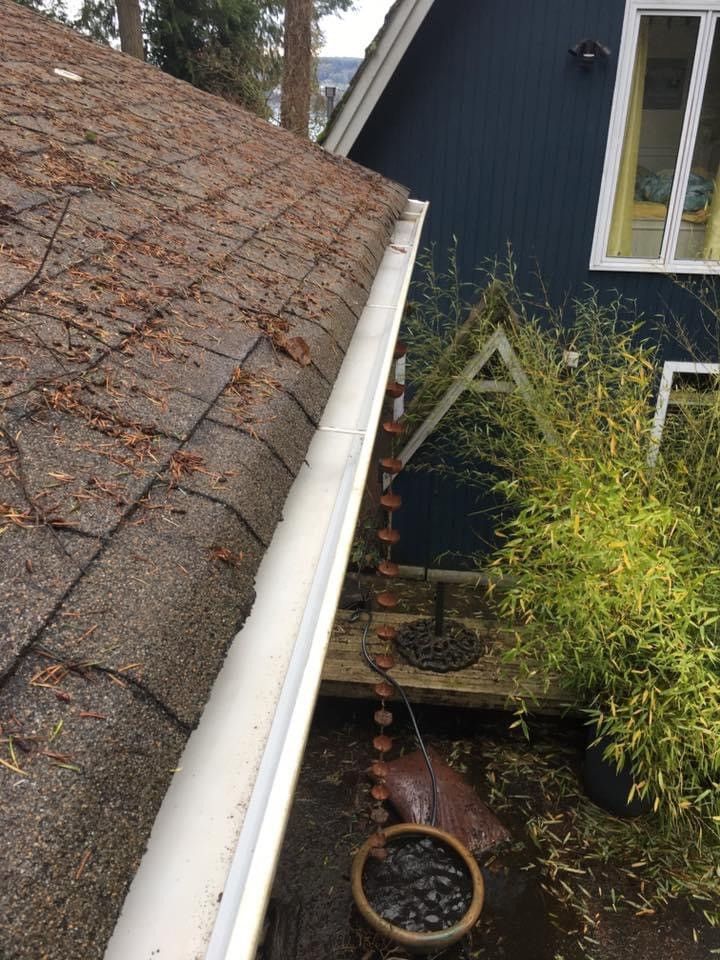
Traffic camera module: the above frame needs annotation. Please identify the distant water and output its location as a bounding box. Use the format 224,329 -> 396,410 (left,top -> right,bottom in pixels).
268,57 -> 361,136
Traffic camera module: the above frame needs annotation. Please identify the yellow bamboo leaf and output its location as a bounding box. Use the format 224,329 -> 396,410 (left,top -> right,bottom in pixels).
0,756 -> 26,776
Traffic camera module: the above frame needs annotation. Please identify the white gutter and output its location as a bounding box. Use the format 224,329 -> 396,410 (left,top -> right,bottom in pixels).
105,198 -> 428,960
323,0 -> 435,157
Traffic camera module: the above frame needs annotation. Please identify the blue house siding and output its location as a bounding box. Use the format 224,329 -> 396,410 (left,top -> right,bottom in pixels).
349,0 -> 718,565
352,0 -> 714,341
391,466 -> 507,568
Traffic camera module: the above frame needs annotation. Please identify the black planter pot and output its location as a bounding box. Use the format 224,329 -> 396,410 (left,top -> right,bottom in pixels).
583,730 -> 652,818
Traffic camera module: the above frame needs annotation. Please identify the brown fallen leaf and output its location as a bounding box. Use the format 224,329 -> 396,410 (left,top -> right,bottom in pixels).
210,546 -> 245,568
276,334 -> 311,366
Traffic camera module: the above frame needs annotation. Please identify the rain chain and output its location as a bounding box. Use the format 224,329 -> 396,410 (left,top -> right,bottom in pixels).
367,341 -> 406,860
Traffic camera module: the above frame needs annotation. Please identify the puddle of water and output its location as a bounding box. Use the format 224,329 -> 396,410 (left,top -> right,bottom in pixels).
477,851 -> 560,960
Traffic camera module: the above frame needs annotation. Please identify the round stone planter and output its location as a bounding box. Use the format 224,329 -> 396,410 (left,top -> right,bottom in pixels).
351,823 -> 484,954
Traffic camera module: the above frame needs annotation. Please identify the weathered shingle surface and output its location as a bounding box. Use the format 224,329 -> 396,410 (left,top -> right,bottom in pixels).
0,2 -> 408,956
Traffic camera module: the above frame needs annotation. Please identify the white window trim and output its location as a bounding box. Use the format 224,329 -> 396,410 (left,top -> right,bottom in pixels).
648,359 -> 720,464
591,0 -> 720,275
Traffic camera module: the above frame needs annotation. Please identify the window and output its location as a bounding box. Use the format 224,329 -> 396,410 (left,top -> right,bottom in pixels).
591,1 -> 720,273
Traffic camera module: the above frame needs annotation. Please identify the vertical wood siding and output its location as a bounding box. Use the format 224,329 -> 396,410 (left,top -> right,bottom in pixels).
350,0 -> 719,564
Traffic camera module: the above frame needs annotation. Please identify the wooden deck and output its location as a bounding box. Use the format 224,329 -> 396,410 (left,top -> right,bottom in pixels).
321,611 -> 573,714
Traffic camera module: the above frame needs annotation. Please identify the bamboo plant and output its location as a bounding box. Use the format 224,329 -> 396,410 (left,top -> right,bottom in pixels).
403,254 -> 720,835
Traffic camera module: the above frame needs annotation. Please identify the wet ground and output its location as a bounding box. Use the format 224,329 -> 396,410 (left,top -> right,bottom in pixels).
266,698 -> 720,960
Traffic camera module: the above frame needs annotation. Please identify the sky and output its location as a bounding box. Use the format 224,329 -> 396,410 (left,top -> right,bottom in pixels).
319,1 -> 394,58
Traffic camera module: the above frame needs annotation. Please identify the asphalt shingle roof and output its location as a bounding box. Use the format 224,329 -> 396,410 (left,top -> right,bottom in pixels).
0,2 -> 408,956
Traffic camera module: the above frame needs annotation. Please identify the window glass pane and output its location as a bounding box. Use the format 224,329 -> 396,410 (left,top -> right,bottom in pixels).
675,21 -> 720,261
607,15 -> 699,260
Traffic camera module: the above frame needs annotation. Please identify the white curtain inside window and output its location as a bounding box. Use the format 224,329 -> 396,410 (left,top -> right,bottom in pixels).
608,21 -> 649,258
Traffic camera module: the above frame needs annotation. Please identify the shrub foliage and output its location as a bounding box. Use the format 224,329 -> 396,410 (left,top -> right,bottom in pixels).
404,253 -> 720,838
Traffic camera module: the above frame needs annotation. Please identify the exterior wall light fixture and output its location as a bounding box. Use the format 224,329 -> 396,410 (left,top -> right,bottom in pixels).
569,39 -> 611,67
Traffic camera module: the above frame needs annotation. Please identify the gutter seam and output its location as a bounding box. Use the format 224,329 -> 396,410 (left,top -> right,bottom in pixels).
211,199 -> 427,960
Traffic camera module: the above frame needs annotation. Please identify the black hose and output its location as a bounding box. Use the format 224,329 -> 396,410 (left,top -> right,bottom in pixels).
360,611 -> 439,828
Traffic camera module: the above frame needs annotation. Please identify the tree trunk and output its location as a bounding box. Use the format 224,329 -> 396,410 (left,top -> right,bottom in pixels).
115,0 -> 144,60
280,0 -> 313,138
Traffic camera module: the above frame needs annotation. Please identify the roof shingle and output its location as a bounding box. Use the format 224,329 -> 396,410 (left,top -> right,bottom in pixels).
0,2 -> 408,955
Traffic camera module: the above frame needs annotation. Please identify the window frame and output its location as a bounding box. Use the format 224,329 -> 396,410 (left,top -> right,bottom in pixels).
648,360 -> 720,464
590,0 -> 720,274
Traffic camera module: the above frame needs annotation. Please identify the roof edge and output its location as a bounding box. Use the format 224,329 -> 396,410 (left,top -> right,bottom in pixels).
322,0 -> 435,156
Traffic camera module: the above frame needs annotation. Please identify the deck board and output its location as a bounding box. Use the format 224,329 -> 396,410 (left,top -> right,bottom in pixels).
321,611 -> 573,715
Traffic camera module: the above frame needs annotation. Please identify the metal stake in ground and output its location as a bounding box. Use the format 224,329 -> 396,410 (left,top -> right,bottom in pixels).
434,581 -> 446,638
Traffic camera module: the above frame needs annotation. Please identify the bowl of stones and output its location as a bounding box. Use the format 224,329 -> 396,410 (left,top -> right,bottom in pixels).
351,823 -> 484,954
